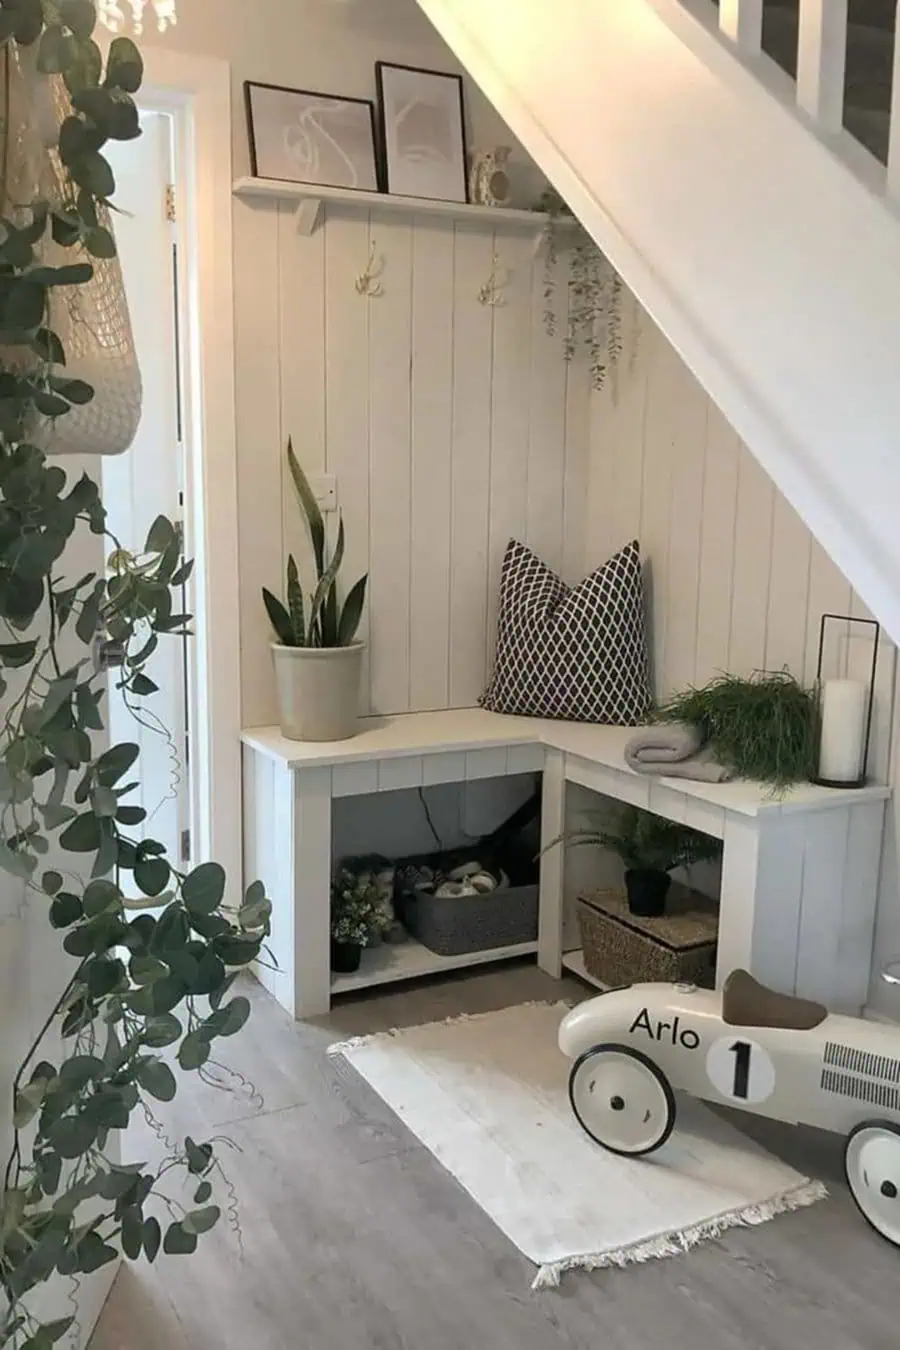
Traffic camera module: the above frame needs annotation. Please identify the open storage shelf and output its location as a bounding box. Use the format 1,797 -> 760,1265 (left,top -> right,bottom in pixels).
331,935 -> 539,995
243,708 -> 890,1018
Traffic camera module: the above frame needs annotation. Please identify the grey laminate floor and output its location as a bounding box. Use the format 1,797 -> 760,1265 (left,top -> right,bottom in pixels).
90,964 -> 900,1350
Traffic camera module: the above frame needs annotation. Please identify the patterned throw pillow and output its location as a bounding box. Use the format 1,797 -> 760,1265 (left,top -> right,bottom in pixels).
480,538 -> 652,723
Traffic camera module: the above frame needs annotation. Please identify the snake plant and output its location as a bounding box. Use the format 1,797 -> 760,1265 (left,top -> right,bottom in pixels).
262,440 -> 368,648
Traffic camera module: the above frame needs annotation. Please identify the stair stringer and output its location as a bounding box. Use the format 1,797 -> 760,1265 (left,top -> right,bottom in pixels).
419,0 -> 900,643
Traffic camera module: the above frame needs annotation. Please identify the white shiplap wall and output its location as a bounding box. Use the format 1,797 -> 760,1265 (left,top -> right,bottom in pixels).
236,198 -> 589,728
586,301 -> 900,1012
586,307 -> 898,785
233,183 -> 900,1011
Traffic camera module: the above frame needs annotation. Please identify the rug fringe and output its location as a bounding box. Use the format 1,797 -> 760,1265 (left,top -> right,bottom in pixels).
327,1000 -> 573,1059
531,1178 -> 828,1289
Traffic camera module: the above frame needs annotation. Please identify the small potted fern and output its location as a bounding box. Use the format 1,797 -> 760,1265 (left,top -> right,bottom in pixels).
564,805 -> 721,917
263,441 -> 368,741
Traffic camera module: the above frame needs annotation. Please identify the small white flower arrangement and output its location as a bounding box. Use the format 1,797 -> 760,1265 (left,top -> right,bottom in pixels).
331,869 -> 387,948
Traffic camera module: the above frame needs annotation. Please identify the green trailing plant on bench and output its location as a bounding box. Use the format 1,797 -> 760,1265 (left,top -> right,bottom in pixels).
262,440 -> 367,649
655,671 -> 820,788
0,9 -> 272,1347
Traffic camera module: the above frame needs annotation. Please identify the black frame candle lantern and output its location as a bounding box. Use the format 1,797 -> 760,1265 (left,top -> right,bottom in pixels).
811,613 -> 880,789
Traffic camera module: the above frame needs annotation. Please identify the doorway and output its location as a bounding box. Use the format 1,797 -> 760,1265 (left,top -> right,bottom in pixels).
102,112 -> 191,871
63,46 -> 242,1346
93,44 -> 242,899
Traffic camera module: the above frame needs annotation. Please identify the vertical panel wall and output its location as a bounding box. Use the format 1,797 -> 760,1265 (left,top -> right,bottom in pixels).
236,200 -> 590,728
585,305 -> 898,787
585,294 -> 900,1013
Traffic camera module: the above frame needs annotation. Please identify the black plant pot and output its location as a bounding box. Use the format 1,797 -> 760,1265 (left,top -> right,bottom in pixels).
624,868 -> 671,918
331,939 -> 363,974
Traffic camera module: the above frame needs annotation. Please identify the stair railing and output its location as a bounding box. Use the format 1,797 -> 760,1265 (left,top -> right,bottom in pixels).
713,0 -> 900,195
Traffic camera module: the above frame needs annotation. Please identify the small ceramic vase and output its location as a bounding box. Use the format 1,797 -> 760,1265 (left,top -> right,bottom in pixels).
469,147 -> 512,207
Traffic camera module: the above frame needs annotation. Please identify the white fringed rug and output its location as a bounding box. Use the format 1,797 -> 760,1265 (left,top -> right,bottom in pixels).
330,1002 -> 826,1288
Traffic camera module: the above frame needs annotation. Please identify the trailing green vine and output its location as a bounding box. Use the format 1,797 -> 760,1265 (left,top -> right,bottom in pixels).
0,6 -> 271,1346
539,187 -> 629,393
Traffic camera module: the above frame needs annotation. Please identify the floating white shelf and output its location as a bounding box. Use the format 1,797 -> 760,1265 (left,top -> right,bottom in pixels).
561,949 -> 609,992
331,935 -> 538,996
233,175 -> 555,239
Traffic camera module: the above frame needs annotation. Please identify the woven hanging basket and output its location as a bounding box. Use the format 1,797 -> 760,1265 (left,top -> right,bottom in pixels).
0,43 -> 142,457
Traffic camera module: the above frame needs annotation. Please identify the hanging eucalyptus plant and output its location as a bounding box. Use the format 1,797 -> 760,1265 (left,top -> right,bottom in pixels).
539,188 -> 629,393
0,6 -> 271,1347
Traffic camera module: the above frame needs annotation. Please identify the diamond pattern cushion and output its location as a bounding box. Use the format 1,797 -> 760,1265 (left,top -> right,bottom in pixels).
480,539 -> 652,723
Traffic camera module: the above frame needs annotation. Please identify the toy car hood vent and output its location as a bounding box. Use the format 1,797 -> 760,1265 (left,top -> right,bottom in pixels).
822,1042 -> 900,1113
825,1041 -> 900,1083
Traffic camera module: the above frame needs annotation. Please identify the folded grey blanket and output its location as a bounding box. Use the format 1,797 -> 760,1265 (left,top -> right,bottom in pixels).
624,721 -> 734,783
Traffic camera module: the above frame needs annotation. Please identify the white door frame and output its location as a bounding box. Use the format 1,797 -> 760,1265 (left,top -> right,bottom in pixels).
127,44 -> 243,895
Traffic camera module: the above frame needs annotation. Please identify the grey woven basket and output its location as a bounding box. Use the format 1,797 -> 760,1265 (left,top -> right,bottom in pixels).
403,884 -> 539,958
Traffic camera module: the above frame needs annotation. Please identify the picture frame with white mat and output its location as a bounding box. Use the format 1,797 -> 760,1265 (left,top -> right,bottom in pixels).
244,81 -> 380,192
375,61 -> 468,202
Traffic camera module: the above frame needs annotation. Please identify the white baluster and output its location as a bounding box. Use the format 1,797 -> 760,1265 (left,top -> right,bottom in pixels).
719,0 -> 763,53
796,0 -> 848,132
888,0 -> 900,197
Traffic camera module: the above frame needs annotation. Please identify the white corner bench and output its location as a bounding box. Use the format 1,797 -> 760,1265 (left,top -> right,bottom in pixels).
241,709 -> 890,1019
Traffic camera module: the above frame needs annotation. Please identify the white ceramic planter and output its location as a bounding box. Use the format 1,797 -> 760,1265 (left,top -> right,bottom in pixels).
271,642 -> 364,742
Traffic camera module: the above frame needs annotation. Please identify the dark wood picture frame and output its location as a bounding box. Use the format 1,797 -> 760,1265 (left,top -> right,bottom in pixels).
244,80 -> 380,193
374,62 -> 469,203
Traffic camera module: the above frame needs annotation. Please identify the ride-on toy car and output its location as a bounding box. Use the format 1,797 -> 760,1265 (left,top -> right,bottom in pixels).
558,968 -> 900,1247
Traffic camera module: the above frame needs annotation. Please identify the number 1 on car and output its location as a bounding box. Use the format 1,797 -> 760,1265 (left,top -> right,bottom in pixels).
706,1035 -> 775,1104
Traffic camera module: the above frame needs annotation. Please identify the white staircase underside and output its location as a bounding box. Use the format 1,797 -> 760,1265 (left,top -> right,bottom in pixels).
419,0 -> 900,643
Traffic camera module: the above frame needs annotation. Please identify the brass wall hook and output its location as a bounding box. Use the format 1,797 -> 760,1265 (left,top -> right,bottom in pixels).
355,241 -> 384,298
477,251 -> 510,308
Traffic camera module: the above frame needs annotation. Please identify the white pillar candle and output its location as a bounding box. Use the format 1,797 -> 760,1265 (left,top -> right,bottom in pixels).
819,679 -> 868,783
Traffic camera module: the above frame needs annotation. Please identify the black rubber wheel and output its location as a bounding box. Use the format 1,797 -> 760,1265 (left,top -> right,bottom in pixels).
568,1042 -> 677,1157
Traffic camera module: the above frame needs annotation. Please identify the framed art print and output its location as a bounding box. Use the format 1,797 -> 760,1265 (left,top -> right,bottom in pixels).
375,63 -> 468,203
245,82 -> 379,192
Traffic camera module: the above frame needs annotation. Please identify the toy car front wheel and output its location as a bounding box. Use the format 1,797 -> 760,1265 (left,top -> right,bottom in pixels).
568,1043 -> 676,1157
844,1119 -> 900,1247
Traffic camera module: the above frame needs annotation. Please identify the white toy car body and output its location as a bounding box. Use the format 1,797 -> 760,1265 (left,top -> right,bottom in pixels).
558,970 -> 900,1247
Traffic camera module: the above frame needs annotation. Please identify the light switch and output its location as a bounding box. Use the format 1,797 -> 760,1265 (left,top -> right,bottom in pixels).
308,474 -> 337,512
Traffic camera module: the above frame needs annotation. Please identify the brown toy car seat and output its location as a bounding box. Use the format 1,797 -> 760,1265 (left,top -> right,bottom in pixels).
722,969 -> 827,1031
